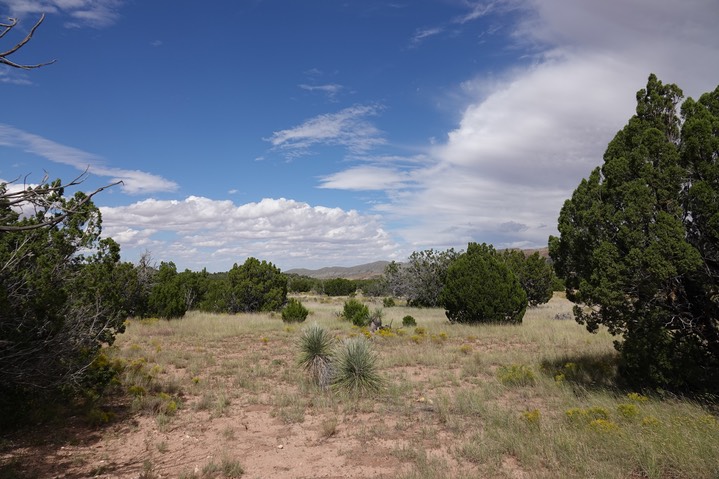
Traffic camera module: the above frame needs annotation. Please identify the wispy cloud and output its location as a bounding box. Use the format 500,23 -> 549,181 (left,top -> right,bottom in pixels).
0,124 -> 178,194
299,83 -> 344,101
454,1 -> 495,24
409,0 -> 499,47
410,27 -> 444,47
101,197 -> 399,271
0,69 -> 31,85
267,104 -> 385,157
329,0 -> 719,252
319,166 -> 415,191
0,0 -> 123,28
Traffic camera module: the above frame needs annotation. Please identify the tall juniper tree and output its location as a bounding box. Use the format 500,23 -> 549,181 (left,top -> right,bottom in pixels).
550,75 -> 719,393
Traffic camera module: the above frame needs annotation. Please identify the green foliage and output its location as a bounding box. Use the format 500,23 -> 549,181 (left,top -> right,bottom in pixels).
0,180 -> 130,424
501,250 -> 554,306
342,298 -> 370,326
356,278 -> 388,297
298,323 -> 335,388
227,257 -> 287,312
550,74 -> 719,394
331,337 -> 383,395
384,249 -> 460,307
287,275 -> 318,293
323,277 -> 357,296
148,262 -> 188,319
382,297 -> 396,307
196,273 -> 231,313
282,298 -> 309,323
440,243 -> 527,324
402,315 -> 417,327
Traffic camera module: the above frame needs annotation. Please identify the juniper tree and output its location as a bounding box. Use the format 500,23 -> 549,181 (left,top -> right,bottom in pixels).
441,243 -> 527,324
550,75 -> 719,393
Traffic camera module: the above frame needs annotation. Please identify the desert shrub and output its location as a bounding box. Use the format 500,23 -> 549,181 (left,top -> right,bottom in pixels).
281,298 -> 309,323
147,261 -> 188,319
382,297 -> 396,307
331,337 -> 383,395
441,242 -> 527,324
497,364 -> 536,386
323,278 -> 357,296
298,323 -> 334,388
342,299 -> 370,327
227,257 -> 287,313
402,315 -> 417,327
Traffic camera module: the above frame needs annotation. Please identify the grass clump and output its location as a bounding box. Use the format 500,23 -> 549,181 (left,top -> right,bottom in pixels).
331,336 -> 383,395
497,364 -> 536,386
282,298 -> 310,323
298,323 -> 335,388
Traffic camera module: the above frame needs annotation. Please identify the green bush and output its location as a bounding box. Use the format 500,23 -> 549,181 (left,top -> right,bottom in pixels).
342,299 -> 370,327
298,323 -> 334,388
281,298 -> 309,323
331,337 -> 383,395
402,315 -> 417,327
440,243 -> 527,324
323,278 -> 357,296
227,257 -> 287,313
382,297 -> 396,307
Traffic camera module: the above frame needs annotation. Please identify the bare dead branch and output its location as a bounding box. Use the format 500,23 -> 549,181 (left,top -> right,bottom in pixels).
0,13 -> 56,69
1,171 -> 123,232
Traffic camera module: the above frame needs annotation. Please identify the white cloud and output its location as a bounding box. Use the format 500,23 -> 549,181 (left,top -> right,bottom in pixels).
100,197 -> 399,271
0,0 -> 122,28
327,0 -> 719,252
299,83 -> 344,100
454,1 -> 496,24
410,27 -> 444,47
0,124 -> 178,194
319,166 -> 415,191
267,104 -> 385,157
0,69 -> 31,85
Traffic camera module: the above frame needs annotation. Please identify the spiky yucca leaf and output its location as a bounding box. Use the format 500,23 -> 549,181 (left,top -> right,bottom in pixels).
332,336 -> 382,395
298,323 -> 334,388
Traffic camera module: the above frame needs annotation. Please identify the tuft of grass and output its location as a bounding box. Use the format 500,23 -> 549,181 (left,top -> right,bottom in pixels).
497,364 -> 536,386
203,457 -> 244,478
298,323 -> 335,388
319,416 -> 339,439
331,336 -> 383,395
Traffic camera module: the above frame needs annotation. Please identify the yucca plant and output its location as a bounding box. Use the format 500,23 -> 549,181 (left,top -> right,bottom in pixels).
331,336 -> 383,395
298,323 -> 334,388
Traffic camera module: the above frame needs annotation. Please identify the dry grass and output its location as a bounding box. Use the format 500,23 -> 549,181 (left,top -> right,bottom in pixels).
10,293 -> 713,479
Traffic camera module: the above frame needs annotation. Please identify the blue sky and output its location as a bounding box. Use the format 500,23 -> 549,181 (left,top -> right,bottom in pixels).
1,0 -> 718,272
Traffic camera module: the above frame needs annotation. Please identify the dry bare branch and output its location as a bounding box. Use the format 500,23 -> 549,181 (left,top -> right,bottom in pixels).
0,13 -> 56,69
0,171 -> 122,232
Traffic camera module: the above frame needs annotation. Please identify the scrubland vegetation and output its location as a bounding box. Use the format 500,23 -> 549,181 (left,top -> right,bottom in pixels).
1,25 -> 717,477
4,294 -> 717,478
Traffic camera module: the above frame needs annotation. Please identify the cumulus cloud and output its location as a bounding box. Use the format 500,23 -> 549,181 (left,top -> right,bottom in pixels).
0,124 -> 178,194
267,104 -> 385,157
325,0 -> 719,251
100,197 -> 399,271
0,0 -> 122,28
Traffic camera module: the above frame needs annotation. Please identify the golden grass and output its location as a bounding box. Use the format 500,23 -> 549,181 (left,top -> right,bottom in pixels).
113,293 -> 719,479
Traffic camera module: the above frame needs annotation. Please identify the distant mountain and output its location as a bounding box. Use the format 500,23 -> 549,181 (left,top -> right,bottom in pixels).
286,261 -> 389,280
286,247 -> 549,280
